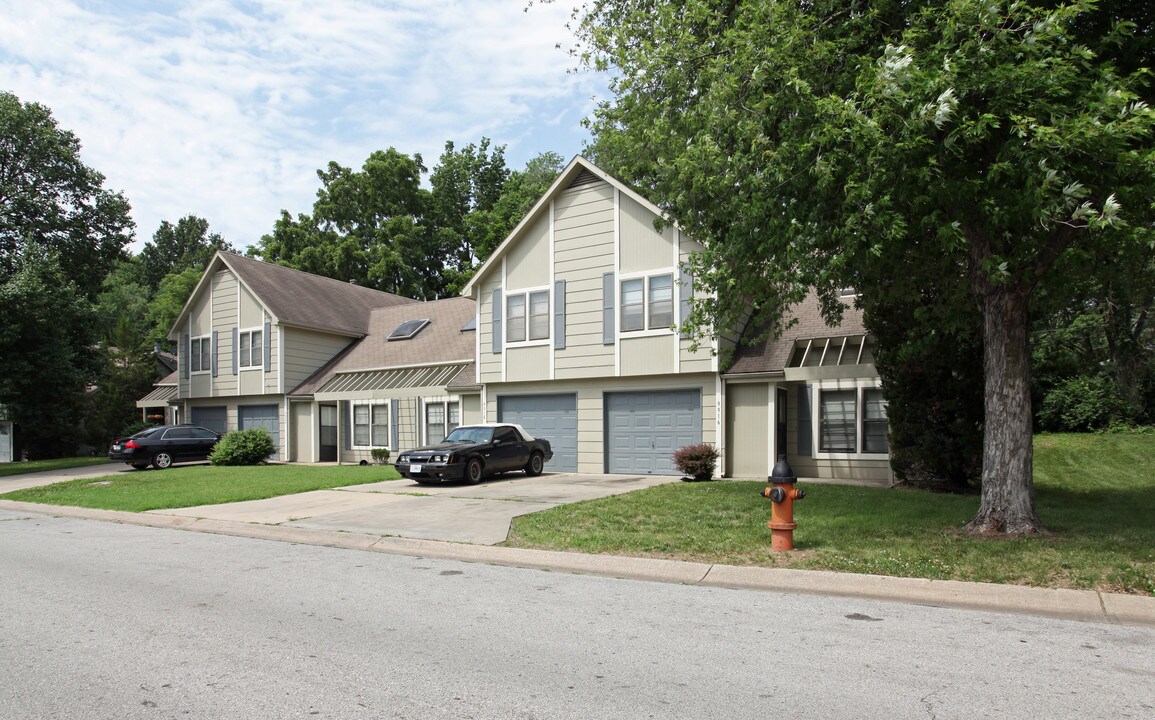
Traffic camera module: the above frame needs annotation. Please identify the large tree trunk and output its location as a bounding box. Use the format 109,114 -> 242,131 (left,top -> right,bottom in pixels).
963,279 -> 1045,536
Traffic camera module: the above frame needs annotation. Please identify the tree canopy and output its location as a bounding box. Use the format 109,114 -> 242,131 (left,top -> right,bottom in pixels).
139,214 -> 233,294
567,0 -> 1155,534
0,91 -> 133,299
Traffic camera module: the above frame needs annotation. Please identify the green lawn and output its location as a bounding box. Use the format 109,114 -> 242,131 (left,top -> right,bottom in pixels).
506,431 -> 1155,595
0,457 -> 113,478
0,463 -> 401,512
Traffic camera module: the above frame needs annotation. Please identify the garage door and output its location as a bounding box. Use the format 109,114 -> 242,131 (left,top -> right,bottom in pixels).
606,391 -> 701,475
497,394 -> 577,472
190,406 -> 227,435
239,404 -> 280,460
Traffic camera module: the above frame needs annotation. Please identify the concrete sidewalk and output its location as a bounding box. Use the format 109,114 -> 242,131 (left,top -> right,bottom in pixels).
1,464 -> 1153,629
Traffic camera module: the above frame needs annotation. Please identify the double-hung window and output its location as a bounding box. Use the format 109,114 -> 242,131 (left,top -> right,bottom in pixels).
621,273 -> 674,332
190,336 -> 211,373
816,385 -> 889,455
506,290 -> 549,343
424,399 -> 460,444
238,329 -> 262,369
352,402 -> 390,448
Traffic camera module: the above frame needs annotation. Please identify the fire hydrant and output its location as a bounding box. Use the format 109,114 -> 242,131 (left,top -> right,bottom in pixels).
760,455 -> 805,551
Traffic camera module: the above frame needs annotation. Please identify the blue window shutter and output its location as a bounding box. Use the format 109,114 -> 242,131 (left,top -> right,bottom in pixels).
181,334 -> 190,379
554,279 -> 566,350
492,289 -> 503,354
602,272 -> 615,344
211,330 -> 219,377
679,268 -> 692,339
231,328 -> 239,375
263,321 -> 271,372
390,401 -> 399,450
797,385 -> 813,456
342,401 -> 352,450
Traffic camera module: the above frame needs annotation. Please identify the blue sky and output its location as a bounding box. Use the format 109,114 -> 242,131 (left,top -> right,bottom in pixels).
0,0 -> 606,251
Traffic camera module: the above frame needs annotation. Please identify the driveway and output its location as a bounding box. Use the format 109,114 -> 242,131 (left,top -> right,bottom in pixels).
149,472 -> 679,545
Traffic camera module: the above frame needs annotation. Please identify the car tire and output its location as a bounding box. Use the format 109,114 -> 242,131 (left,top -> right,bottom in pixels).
465,457 -> 483,484
524,452 -> 544,477
130,463 -> 149,471
152,452 -> 174,469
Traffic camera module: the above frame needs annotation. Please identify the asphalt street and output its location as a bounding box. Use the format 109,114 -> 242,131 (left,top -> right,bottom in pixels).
2,509 -> 1152,720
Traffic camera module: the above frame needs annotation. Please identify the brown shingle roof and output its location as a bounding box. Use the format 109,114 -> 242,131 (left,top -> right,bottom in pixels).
222,252 -> 417,336
289,296 -> 476,396
725,292 -> 867,376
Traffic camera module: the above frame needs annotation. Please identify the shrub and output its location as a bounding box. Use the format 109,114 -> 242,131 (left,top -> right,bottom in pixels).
673,443 -> 719,481
210,428 -> 275,466
370,447 -> 391,464
1038,375 -> 1128,432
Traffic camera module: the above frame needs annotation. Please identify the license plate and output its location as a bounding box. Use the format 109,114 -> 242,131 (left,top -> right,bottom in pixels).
410,464 -> 422,473
112,444 -> 122,452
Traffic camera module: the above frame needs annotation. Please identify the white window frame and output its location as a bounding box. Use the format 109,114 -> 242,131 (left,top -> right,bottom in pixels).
422,397 -> 461,445
190,335 -> 211,374
811,381 -> 889,460
619,271 -> 676,336
505,287 -> 550,347
238,327 -> 263,370
351,401 -> 391,450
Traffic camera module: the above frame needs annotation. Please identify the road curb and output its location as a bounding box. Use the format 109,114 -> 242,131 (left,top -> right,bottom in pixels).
2,498 -> 1153,629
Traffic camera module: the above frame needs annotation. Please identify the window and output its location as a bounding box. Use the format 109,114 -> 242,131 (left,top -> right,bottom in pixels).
424,399 -> 460,444
238,329 -> 262,368
388,319 -> 430,341
190,336 -> 211,373
816,386 -> 888,455
621,274 -> 674,332
506,291 -> 549,343
352,402 -> 390,448
506,294 -> 526,343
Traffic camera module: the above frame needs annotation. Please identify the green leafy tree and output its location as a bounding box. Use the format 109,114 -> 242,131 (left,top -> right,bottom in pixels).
0,92 -> 133,300
567,0 -> 1155,534
139,214 -> 233,293
146,266 -> 203,345
472,151 -> 567,261
0,246 -> 101,458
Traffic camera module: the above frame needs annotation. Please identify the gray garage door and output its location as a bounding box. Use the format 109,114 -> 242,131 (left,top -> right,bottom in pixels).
497,394 -> 577,472
239,404 -> 280,460
605,391 -> 702,475
190,406 -> 227,435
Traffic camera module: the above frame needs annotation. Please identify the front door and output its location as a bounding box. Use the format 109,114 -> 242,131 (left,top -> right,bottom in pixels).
319,405 -> 338,462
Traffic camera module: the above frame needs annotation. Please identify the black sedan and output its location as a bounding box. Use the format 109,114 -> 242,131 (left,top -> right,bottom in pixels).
395,423 -> 553,485
108,425 -> 221,470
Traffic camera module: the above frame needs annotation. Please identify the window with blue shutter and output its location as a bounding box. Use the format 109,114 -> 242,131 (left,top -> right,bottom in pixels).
491,288 -> 503,354
554,279 -> 566,349
602,272 -> 615,344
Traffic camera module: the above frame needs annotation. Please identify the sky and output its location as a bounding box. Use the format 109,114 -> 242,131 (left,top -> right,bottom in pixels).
0,0 -> 607,252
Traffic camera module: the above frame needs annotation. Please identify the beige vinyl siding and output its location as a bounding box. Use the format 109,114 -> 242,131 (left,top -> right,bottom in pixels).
506,214 -> 550,289
263,326 -> 279,394
619,194 -> 675,274
239,368 -> 263,395
725,383 -> 770,478
479,276 -> 503,383
462,394 -> 481,424
282,327 -> 354,392
238,283 -> 263,328
210,271 -> 238,395
505,344 -> 550,382
553,182 -> 616,378
620,335 -> 675,376
291,402 -> 313,463
679,341 -> 714,373
485,373 -> 718,474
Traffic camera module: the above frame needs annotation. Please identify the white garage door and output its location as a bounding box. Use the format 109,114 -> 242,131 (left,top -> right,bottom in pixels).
497,394 -> 577,472
239,404 -> 280,460
606,391 -> 702,475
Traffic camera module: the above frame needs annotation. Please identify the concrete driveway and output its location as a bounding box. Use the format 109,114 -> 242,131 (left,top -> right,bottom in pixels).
148,472 -> 680,545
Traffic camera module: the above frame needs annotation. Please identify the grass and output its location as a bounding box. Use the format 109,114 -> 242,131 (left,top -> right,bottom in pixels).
505,431 -> 1155,595
0,457 -> 113,478
0,463 -> 401,512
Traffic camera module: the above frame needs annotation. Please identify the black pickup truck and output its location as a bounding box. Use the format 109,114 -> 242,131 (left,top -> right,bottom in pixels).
395,423 -> 554,485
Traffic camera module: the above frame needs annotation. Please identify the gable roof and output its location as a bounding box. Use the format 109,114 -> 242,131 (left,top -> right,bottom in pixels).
460,156 -> 674,297
170,252 -> 417,339
289,296 -> 477,396
725,292 -> 868,376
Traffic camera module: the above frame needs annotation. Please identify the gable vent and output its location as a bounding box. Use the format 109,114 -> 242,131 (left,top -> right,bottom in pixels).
568,168 -> 603,189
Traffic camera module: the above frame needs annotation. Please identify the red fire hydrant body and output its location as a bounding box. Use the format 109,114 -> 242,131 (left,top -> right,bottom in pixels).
761,456 -> 805,551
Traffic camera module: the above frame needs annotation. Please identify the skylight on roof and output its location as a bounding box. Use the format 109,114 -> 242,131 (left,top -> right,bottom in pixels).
387,319 -> 430,341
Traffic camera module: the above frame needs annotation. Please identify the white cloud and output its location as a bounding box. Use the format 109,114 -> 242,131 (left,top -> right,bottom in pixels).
0,0 -> 605,250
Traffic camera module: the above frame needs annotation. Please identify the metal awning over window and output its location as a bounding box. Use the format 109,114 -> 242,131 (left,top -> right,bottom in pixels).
316,364 -> 468,395
788,335 -> 872,368
136,385 -> 177,407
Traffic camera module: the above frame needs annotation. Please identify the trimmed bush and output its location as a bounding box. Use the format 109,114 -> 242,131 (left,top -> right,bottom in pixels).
673,442 -> 719,481
210,428 -> 275,466
370,447 -> 391,464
